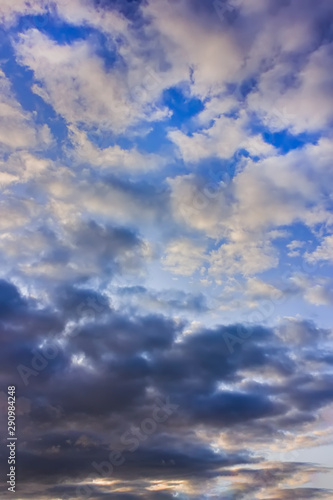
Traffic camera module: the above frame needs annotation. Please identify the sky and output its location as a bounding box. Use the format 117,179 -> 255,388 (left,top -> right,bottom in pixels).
0,0 -> 333,498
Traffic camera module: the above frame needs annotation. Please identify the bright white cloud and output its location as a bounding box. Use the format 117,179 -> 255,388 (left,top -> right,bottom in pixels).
15,29 -> 169,133
168,137 -> 333,278
0,151 -> 52,184
162,238 -> 207,276
169,112 -> 276,163
168,114 -> 246,163
209,238 -> 278,277
245,277 -> 283,300
287,240 -> 306,257
305,284 -> 333,306
0,0 -> 127,34
0,68 -> 52,153
143,0 -> 243,99
247,43 -> 333,134
305,235 -> 333,264
289,273 -> 333,306
67,125 -> 167,172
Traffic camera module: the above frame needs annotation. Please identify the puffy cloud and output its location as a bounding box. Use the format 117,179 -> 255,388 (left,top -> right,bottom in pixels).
0,0 -> 127,34
305,284 -> 333,307
306,235 -> 333,264
0,195 -> 41,232
142,0 -> 243,98
15,29 -> 169,133
168,138 -> 333,277
0,151 -> 52,187
168,173 -> 233,238
289,273 -> 333,307
169,112 -> 276,163
245,277 -> 283,301
161,238 -> 207,276
287,240 -> 306,257
168,113 -> 247,163
210,238 -> 278,277
0,0 -> 46,25
247,42 -> 333,134
0,69 -> 53,153
67,125 -> 168,172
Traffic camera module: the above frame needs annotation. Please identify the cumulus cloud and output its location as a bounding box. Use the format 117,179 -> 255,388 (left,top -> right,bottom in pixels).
67,125 -> 168,172
168,114 -> 247,162
15,29 -> 169,134
169,111 -> 276,163
210,238 -> 278,276
0,68 -> 53,153
287,239 -> 306,257
168,138 -> 333,277
289,273 -> 333,306
0,0 -> 127,33
306,235 -> 333,264
247,42 -> 333,134
162,238 -> 207,276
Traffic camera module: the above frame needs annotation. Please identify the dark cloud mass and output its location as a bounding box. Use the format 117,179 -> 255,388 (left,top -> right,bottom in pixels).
0,281 -> 333,498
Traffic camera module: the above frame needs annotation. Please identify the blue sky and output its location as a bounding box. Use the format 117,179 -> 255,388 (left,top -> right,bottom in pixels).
0,0 -> 333,499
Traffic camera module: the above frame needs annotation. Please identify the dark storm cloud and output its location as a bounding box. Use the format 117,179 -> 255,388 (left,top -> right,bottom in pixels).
2,282 -> 333,424
0,281 -> 67,383
71,310 -> 180,359
186,391 -> 286,426
47,484 -> 184,500
0,279 -> 26,315
54,283 -> 111,320
20,462 -> 333,500
1,282 -> 333,497
0,419 -> 254,486
268,489 -> 333,499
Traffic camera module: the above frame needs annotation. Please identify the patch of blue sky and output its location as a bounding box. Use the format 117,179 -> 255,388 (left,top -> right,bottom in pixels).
162,86 -> 204,128
248,113 -> 320,154
16,15 -> 87,44
145,260 -> 208,297
262,129 -> 320,154
196,154 -> 243,187
135,121 -> 175,154
85,85 -> 205,158
278,222 -> 314,248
